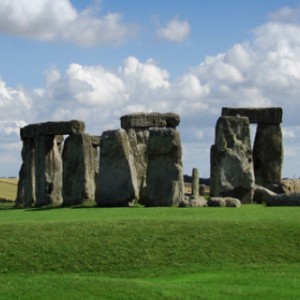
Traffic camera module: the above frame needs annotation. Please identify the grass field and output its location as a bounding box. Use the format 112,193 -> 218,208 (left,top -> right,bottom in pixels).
0,204 -> 299,299
0,178 -> 18,201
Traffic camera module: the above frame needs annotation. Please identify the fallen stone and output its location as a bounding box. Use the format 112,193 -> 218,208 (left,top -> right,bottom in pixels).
208,197 -> 241,207
178,195 -> 207,207
253,185 -> 277,204
21,120 -> 85,139
280,179 -> 300,193
120,112 -> 180,129
222,107 -> 282,123
265,193 -> 300,206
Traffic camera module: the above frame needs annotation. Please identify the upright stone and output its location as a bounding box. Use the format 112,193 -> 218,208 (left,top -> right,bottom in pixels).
253,123 -> 283,190
143,128 -> 184,206
35,135 -> 63,207
15,138 -> 36,207
62,133 -> 96,206
191,168 -> 199,197
210,116 -> 254,203
95,129 -> 138,207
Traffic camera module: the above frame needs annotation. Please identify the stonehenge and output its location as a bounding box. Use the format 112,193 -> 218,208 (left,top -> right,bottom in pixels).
210,107 -> 283,203
15,107 -> 290,208
16,113 -> 184,208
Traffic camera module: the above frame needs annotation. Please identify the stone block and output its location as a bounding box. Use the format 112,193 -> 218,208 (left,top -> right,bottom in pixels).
222,107 -> 282,123
20,120 -> 85,139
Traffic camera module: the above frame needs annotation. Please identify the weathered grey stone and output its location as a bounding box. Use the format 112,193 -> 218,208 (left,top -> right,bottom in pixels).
253,123 -> 283,190
91,135 -> 101,147
120,112 -> 180,129
208,197 -> 241,208
62,134 -> 96,206
253,184 -> 277,204
222,107 -> 282,124
35,135 -> 63,207
191,168 -> 199,197
210,116 -> 254,203
21,120 -> 85,139
15,138 -> 36,207
199,184 -> 206,196
95,129 -> 138,207
265,193 -> 300,206
178,196 -> 207,207
280,179 -> 300,193
125,128 -> 149,201
143,128 -> 184,206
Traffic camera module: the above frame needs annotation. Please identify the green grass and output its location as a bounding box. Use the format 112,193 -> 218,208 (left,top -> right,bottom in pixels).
0,205 -> 299,299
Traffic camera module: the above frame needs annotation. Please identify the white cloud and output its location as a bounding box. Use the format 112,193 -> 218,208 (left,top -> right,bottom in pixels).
156,17 -> 190,42
0,0 -> 138,46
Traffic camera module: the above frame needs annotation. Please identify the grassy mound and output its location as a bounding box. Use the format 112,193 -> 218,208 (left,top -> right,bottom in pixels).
0,205 -> 299,299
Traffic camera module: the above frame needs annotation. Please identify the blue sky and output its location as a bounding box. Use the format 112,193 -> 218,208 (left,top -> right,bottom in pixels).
1,0 -> 300,178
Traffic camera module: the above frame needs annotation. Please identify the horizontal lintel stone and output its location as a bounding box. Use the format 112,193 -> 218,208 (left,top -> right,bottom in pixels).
120,112 -> 180,129
221,107 -> 282,124
20,120 -> 85,139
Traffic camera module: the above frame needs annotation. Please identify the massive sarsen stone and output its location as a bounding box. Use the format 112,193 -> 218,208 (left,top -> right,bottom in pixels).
62,134 -> 96,206
143,128 -> 184,206
222,107 -> 282,123
34,135 -> 63,207
21,120 -> 85,139
120,112 -> 180,129
95,129 -> 138,207
210,116 -> 254,203
253,123 -> 283,190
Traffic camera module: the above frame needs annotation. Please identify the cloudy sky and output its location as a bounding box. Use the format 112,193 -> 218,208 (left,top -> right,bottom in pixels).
1,0 -> 300,178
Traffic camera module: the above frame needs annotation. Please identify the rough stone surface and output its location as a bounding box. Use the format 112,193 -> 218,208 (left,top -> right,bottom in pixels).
95,129 -> 138,207
222,107 -> 282,124
15,138 -> 36,207
120,112 -> 180,129
265,193 -> 300,206
253,123 -> 283,190
143,128 -> 184,206
191,168 -> 199,197
34,135 -> 63,207
199,184 -> 206,196
280,179 -> 300,193
62,134 -> 96,206
253,185 -> 277,204
126,128 -> 149,201
178,196 -> 207,207
210,116 -> 254,203
208,197 -> 241,207
21,120 -> 85,139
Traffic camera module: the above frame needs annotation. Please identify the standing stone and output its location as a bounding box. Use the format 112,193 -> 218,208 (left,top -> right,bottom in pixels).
62,134 -> 96,206
143,128 -> 184,206
95,129 -> 138,207
15,138 -> 36,207
35,135 -> 63,207
191,168 -> 199,197
210,116 -> 254,203
253,123 -> 283,190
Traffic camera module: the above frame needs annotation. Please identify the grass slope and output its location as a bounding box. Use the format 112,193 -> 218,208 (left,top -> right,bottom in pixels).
0,205 -> 299,299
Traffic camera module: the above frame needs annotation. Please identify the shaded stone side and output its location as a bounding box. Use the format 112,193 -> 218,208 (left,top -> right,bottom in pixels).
62,134 -> 96,206
95,129 -> 138,207
15,138 -> 36,207
120,112 -> 180,129
35,135 -> 63,207
253,123 -> 283,190
21,120 -> 85,139
210,116 -> 254,203
191,168 -> 199,197
222,107 -> 282,124
143,128 -> 184,206
126,128 -> 150,201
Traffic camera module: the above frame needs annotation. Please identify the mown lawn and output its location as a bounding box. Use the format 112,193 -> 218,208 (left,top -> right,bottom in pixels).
0,205 -> 299,299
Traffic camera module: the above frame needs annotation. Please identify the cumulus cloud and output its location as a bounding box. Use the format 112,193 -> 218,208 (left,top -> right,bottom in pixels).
0,0 -> 138,46
1,6 -> 300,177
156,17 -> 190,42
